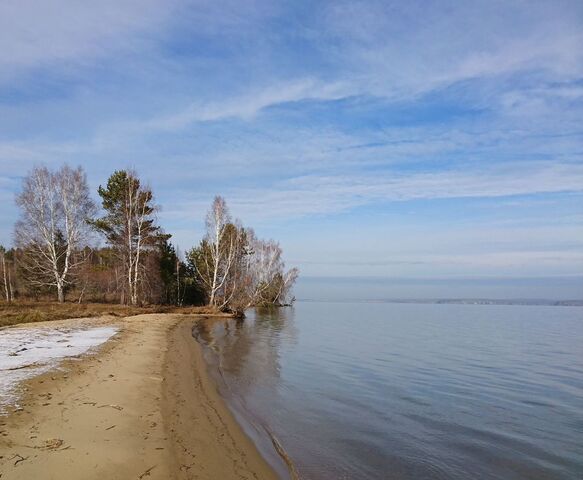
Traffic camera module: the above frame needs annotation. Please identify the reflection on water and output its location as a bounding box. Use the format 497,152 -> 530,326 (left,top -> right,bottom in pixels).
192,303 -> 583,480
192,309 -> 300,478
193,308 -> 298,393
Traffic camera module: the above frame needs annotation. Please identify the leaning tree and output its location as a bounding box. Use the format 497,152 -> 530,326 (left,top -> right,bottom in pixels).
188,196 -> 299,313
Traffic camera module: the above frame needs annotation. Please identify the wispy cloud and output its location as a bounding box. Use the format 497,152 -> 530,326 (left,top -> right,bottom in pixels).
142,79 -> 350,129
158,162 -> 583,224
321,1 -> 583,98
0,0 -> 179,83
294,250 -> 583,269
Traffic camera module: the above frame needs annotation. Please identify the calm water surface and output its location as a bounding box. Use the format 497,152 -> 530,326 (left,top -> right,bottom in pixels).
193,302 -> 583,479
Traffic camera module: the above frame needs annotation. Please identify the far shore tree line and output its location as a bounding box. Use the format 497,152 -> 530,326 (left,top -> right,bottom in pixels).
0,165 -> 298,314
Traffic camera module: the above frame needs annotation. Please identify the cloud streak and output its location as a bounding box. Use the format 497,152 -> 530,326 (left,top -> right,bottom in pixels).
205,162 -> 583,221
142,78 -> 350,129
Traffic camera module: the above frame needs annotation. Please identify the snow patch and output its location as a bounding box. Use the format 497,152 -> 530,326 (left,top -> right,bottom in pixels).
0,324 -> 118,413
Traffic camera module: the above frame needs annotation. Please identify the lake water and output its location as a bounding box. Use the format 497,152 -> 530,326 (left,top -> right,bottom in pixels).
192,302 -> 583,479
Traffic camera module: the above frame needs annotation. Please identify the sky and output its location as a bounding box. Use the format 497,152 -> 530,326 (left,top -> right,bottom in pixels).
1,1 -> 582,298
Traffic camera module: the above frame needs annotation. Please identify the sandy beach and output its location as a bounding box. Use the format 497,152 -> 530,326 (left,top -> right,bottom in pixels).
0,314 -> 280,480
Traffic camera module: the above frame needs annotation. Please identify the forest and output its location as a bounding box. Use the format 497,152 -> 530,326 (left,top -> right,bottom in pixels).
0,165 -> 298,315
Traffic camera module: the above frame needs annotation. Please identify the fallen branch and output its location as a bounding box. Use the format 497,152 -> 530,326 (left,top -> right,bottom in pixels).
138,465 -> 156,478
98,404 -> 123,411
12,454 -> 28,466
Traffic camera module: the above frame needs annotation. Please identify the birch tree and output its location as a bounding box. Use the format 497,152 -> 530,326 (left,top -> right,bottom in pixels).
0,246 -> 11,302
218,222 -> 248,309
92,170 -> 164,305
197,196 -> 241,307
14,165 -> 96,302
187,198 -> 299,313
272,267 -> 299,305
242,233 -> 299,307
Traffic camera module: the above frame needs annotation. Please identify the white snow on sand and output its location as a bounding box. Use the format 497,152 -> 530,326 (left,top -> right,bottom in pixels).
0,324 -> 118,413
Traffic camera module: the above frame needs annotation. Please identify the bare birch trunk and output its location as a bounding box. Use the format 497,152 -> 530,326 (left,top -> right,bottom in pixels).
8,268 -> 14,302
57,283 -> 65,302
176,258 -> 180,306
1,252 -> 8,302
207,197 -> 227,306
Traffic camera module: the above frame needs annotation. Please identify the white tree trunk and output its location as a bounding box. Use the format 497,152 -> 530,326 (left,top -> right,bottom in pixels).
57,282 -> 65,303
1,252 -> 9,302
207,196 -> 232,307
8,268 -> 14,302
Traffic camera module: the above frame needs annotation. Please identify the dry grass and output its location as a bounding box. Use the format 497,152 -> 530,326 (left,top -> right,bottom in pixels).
0,301 -> 222,328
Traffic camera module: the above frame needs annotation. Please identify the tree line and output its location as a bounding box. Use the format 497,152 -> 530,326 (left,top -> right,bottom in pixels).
0,165 -> 298,313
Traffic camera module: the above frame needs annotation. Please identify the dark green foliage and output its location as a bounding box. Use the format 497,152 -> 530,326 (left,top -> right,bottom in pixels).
91,170 -> 162,247
158,238 -> 177,304
90,170 -> 166,305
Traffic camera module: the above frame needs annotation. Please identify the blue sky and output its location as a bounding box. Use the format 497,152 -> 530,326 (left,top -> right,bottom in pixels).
1,0 -> 582,294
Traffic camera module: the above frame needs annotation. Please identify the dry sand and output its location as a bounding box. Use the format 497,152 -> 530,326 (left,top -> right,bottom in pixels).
0,314 -> 280,480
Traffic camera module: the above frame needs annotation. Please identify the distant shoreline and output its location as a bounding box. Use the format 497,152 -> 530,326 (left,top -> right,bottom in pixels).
297,298 -> 583,306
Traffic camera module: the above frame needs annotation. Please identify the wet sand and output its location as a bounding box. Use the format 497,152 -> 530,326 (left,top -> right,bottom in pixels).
0,314 -> 280,480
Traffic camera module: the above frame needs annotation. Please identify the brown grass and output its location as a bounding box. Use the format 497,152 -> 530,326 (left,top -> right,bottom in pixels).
0,301 -> 222,328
